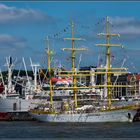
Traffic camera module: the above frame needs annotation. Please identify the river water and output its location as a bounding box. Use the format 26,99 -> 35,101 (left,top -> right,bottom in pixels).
0,121 -> 140,138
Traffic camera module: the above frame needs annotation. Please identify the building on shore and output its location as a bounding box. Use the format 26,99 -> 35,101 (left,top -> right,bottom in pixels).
78,66 -> 140,99
127,73 -> 140,98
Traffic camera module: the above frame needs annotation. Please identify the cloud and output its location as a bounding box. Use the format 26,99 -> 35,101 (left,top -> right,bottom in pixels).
0,34 -> 27,49
0,4 -> 52,24
116,26 -> 140,35
0,34 -> 28,65
109,16 -> 140,36
109,17 -> 136,25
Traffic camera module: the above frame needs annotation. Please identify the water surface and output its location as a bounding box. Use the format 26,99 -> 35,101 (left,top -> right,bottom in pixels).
0,121 -> 140,138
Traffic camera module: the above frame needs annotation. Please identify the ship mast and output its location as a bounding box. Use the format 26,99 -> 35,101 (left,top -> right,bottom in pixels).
57,18 -> 127,109
62,21 -> 86,108
96,16 -> 121,109
33,64 -> 40,92
46,37 -> 53,108
5,56 -> 14,94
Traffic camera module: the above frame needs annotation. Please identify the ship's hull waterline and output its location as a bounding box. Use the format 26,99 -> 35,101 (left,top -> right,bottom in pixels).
0,98 -> 41,120
30,109 -> 137,123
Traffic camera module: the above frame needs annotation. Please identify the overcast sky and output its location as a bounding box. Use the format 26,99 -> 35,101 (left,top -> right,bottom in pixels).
0,2 -> 140,72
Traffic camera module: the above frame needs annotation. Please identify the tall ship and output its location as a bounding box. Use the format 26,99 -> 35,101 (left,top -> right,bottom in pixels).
30,16 -> 140,122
